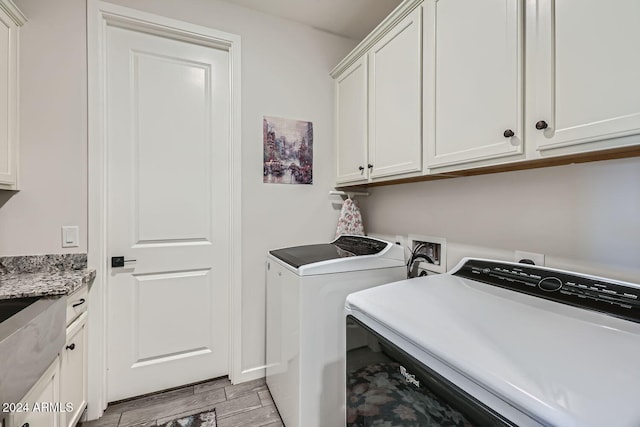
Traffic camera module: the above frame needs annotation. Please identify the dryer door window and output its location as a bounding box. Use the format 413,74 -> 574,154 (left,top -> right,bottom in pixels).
346,315 -> 516,427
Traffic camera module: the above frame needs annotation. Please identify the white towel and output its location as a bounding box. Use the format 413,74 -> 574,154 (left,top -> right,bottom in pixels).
335,198 -> 365,237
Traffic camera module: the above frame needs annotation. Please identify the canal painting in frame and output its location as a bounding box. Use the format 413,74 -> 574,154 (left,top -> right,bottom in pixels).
263,116 -> 313,184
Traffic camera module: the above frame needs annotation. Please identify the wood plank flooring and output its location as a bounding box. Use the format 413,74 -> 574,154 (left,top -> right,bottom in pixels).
80,377 -> 284,427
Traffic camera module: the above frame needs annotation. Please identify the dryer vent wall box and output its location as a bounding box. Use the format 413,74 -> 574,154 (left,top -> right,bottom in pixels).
265,235 -> 406,427
408,234 -> 447,274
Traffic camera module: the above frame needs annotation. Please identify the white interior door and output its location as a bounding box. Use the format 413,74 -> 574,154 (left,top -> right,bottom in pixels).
106,24 -> 230,401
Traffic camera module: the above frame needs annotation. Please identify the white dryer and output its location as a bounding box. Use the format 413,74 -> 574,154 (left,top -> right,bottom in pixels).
345,258 -> 640,426
266,235 -> 405,427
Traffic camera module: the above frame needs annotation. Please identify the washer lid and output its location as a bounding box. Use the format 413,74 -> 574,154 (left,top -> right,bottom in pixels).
269,235 -> 389,268
346,269 -> 640,427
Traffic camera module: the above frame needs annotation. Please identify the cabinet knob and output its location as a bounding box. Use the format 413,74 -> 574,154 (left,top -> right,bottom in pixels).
535,120 -> 548,130
66,343 -> 76,351
503,129 -> 515,138
358,166 -> 364,171
367,164 -> 373,169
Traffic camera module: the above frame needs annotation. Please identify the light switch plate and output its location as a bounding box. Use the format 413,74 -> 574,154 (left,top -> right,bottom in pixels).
61,226 -> 79,248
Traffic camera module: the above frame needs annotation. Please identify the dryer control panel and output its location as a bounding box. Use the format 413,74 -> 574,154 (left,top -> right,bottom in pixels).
454,259 -> 640,323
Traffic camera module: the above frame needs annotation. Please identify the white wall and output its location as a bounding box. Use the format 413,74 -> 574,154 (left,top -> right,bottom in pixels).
0,0 -> 87,256
360,157 -> 640,283
0,0 -> 356,378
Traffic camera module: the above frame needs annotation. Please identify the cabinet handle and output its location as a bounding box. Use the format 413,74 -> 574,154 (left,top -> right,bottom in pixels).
66,343 -> 76,351
503,129 -> 515,138
535,120 -> 548,130
72,298 -> 86,308
367,164 -> 373,169
358,166 -> 364,172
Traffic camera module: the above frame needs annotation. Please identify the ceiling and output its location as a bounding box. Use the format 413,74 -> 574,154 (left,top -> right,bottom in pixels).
220,0 -> 404,40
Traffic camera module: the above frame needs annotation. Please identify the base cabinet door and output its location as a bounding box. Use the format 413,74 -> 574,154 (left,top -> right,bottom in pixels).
335,56 -> 369,184
60,312 -> 88,427
531,0 -> 640,154
11,358 -> 61,427
424,0 -> 523,170
368,7 -> 422,179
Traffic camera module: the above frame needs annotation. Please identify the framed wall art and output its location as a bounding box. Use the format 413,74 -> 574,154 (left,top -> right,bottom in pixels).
263,116 -> 313,184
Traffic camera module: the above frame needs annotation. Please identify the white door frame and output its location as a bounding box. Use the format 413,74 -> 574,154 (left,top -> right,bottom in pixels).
87,1 -> 242,419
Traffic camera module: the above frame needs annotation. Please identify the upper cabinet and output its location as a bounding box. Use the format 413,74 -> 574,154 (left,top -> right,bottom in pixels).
529,0 -> 640,155
0,0 -> 25,191
332,2 -> 423,185
368,7 -> 422,180
333,0 -> 640,187
335,56 -> 369,183
423,0 -> 523,169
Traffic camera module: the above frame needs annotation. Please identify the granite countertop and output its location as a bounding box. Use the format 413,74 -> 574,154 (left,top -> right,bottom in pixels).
0,254 -> 96,300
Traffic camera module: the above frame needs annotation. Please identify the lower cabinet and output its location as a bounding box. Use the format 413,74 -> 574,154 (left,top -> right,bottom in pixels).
60,312 -> 88,427
11,357 -> 62,427
7,287 -> 89,427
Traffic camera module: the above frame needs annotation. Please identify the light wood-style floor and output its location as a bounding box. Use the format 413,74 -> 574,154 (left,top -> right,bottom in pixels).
80,377 -> 284,427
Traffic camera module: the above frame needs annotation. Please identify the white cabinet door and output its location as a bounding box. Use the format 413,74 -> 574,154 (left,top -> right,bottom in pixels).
368,7 -> 422,179
106,24 -> 230,401
335,56 -> 368,184
531,0 -> 640,153
0,1 -> 25,190
424,0 -> 523,169
12,358 -> 61,427
60,312 -> 88,427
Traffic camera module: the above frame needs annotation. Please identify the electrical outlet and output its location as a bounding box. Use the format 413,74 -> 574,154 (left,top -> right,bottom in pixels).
515,250 -> 545,266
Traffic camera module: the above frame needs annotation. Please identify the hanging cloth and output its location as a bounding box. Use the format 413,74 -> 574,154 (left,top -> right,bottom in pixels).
335,198 -> 365,237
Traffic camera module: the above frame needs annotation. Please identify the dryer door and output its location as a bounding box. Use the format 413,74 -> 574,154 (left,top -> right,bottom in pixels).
346,315 -> 517,427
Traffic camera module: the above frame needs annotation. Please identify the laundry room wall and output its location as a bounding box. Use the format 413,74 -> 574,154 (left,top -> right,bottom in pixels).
360,156 -> 640,283
0,0 -> 87,256
0,0 -> 356,378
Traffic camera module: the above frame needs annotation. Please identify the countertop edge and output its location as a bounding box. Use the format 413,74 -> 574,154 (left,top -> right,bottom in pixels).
0,269 -> 97,300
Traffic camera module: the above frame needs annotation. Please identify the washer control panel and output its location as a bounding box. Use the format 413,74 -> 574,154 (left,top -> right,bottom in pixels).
454,259 -> 640,323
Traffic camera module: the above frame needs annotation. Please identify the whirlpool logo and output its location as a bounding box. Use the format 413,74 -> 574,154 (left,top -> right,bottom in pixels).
399,365 -> 420,388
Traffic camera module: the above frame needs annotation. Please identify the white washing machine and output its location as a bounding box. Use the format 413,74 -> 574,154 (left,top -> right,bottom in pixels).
266,235 -> 405,427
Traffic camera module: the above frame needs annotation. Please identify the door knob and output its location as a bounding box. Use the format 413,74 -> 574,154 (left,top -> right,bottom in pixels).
535,120 -> 548,130
111,256 -> 137,268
